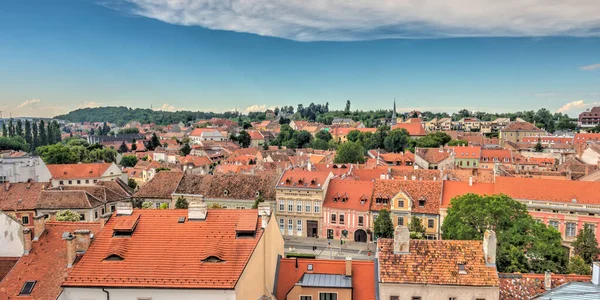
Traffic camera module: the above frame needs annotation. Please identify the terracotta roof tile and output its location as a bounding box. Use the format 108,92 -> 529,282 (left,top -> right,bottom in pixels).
391,123 -> 426,136
47,163 -> 114,180
275,258 -> 375,300
0,257 -> 18,282
378,238 -> 498,286
36,190 -> 105,209
449,145 -> 481,159
371,179 -> 442,214
133,171 -> 184,199
415,147 -> 452,164
175,173 -> 277,200
323,179 -> 374,212
499,273 -> 591,300
277,169 -> 331,190
502,122 -> 543,132
63,209 -> 264,289
0,182 -> 50,211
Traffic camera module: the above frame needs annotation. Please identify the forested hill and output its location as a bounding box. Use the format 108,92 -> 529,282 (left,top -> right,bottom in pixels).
55,106 -> 241,126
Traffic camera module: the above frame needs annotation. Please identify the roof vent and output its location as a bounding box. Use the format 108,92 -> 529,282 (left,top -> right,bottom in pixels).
572,198 -> 577,203
178,216 -> 186,223
188,202 -> 208,220
116,202 -> 133,216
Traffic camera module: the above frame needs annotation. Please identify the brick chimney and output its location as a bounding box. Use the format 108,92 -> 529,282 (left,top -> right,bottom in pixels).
544,271 -> 552,291
100,212 -> 112,228
23,228 -> 32,255
258,202 -> 271,229
483,230 -> 497,267
116,202 -> 133,216
3,182 -> 10,191
62,232 -> 76,268
345,257 -> 352,276
188,201 -> 207,220
74,230 -> 92,253
48,211 -> 57,222
33,215 -> 46,241
393,226 -> 410,254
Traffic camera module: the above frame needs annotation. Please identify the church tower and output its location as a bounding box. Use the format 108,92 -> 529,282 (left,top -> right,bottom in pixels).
391,99 -> 397,126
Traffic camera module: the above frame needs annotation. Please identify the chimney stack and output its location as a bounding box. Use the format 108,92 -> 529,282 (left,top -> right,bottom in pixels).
62,232 -> 76,268
48,211 -> 57,222
33,215 -> 46,241
483,230 -> 497,267
544,271 -> 552,291
74,230 -> 92,253
188,201 -> 208,220
258,202 -> 271,229
100,212 -> 112,228
3,182 -> 10,191
23,228 -> 32,255
393,226 -> 410,254
345,257 -> 352,276
116,202 -> 133,216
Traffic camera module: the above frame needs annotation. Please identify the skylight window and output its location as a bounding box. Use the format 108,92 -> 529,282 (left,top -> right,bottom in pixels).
19,281 -> 36,295
458,263 -> 467,275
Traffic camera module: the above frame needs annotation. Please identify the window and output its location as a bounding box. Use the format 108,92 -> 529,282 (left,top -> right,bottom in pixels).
314,203 -> 320,213
397,199 -> 404,208
19,281 -> 36,295
411,297 -> 422,300
279,219 -> 284,231
418,200 -> 425,207
288,219 -> 293,232
566,222 -> 577,237
85,179 -> 89,184
94,211 -> 99,219
358,216 -> 364,226
77,180 -> 81,184
279,200 -> 285,211
549,220 -> 559,230
111,205 -> 116,212
449,298 -> 457,300
59,181 -> 64,185
79,214 -> 85,221
331,214 -> 337,223
68,180 -> 72,184
428,219 -> 434,228
21,216 -> 30,225
297,220 -> 302,232
288,201 -> 293,212
101,208 -> 105,215
585,223 -> 596,232
397,216 -> 404,226
305,202 -> 311,213
301,297 -> 313,300
458,263 -> 467,274
319,293 -> 337,300
297,202 -> 302,212
390,297 -> 399,300
339,214 -> 345,224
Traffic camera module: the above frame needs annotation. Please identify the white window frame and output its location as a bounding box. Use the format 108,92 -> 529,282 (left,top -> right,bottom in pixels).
279,200 -> 285,211
297,201 -> 302,212
288,219 -> 293,232
297,219 -> 302,232
314,203 -> 320,213
566,222 -> 577,237
288,201 -> 293,212
305,202 -> 311,213
279,218 -> 284,231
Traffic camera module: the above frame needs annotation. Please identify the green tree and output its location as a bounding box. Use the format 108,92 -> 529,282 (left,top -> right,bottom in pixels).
373,209 -> 394,239
315,130 -> 332,142
119,127 -> 140,134
295,130 -> 313,148
567,255 -> 591,275
0,136 -> 29,151
175,196 -> 189,209
159,203 -> 169,209
120,155 -> 138,167
155,167 -> 170,173
131,138 -> 137,151
448,139 -> 468,146
179,143 -> 191,156
346,130 -> 361,143
408,216 -> 426,239
344,100 -> 351,114
151,133 -> 161,149
572,226 -> 600,264
15,119 -> 23,137
252,194 -> 265,209
37,144 -> 79,164
56,210 -> 81,222
141,201 -> 154,209
383,128 -> 410,153
311,139 -> 330,150
8,119 -> 14,137
118,141 -> 129,153
534,138 -> 543,152
238,131 -> 251,148
127,178 -> 137,189
1,123 -> 6,137
334,142 -> 365,163
24,120 -> 32,146
39,120 -> 48,146
31,121 -> 39,152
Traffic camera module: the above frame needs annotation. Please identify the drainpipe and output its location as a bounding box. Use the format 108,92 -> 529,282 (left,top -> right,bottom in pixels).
102,288 -> 110,300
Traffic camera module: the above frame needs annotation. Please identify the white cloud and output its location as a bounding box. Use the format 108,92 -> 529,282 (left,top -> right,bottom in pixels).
580,63 -> 600,71
17,99 -> 41,108
115,0 -> 600,41
79,101 -> 101,108
556,100 -> 598,113
156,103 -> 176,111
244,104 -> 275,113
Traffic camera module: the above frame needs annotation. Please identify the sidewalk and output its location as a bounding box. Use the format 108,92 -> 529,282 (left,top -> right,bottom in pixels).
284,236 -> 376,252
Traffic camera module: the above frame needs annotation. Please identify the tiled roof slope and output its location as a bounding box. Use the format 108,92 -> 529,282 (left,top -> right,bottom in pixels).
132,171 -> 184,199
175,173 -> 278,200
0,257 -> 18,282
277,169 -> 331,190
415,147 -> 452,164
275,258 -> 375,300
502,122 -> 542,131
378,239 -> 498,286
36,190 -> 105,209
47,163 -> 113,179
0,222 -> 101,300
63,209 -> 263,289
371,179 -> 442,214
499,273 -> 591,300
0,182 -> 50,211
323,179 -> 374,211
96,178 -> 134,196
441,181 -> 494,208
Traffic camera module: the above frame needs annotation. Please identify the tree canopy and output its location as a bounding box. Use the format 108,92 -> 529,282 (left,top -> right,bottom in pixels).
56,210 -> 81,222
334,141 -> 365,164
374,209 -> 394,239
572,226 -> 600,264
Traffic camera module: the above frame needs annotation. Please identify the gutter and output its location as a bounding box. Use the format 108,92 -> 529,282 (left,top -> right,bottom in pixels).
102,288 -> 110,300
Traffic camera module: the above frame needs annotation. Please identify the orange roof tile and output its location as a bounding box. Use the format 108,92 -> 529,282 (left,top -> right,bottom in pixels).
323,179 -> 374,212
502,121 -> 543,131
132,171 -> 184,199
378,238 -> 498,286
372,179 -> 442,214
391,123 -> 426,136
47,163 -> 114,180
277,169 -> 331,189
499,273 -> 591,300
441,181 -> 495,208
63,209 -> 264,289
189,128 -> 220,136
275,258 -> 375,300
0,182 -> 50,211
415,147 -> 452,164
448,145 -> 481,159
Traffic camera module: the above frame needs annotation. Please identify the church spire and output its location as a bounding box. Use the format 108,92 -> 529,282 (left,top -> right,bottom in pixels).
392,98 -> 397,126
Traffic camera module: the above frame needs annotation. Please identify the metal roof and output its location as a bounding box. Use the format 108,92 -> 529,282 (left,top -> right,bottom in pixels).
534,282 -> 600,299
297,274 -> 352,288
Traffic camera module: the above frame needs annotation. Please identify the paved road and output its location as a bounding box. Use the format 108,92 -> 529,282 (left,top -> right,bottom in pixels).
284,238 -> 376,260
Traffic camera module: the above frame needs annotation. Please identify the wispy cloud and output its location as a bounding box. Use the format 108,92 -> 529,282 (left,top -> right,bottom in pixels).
244,104 -> 275,113
580,63 -> 600,71
112,0 -> 600,41
17,99 -> 41,108
556,100 -> 598,113
79,101 -> 101,109
155,103 -> 176,111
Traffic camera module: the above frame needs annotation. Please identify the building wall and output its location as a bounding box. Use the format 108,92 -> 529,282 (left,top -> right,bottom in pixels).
37,207 -> 104,222
276,185 -> 329,238
581,148 -> 600,165
0,212 -> 25,256
58,287 -> 236,300
322,207 -> 371,241
379,283 -> 499,300
52,177 -> 101,187
235,213 -> 284,298
0,156 -> 52,183
500,130 -> 543,145
287,286 -> 352,300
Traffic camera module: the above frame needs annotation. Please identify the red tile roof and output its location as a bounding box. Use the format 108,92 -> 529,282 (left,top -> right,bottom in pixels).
0,182 -> 50,211
372,179 -> 442,214
0,257 -> 18,282
499,273 -> 591,300
36,190 -> 105,209
323,179 -> 374,212
247,130 -> 264,140
275,258 -> 375,300
391,123 -> 426,136
0,222 -> 101,300
277,169 -> 331,189
502,122 -> 543,132
574,133 -> 600,144
441,181 -> 495,208
481,149 -> 512,162
189,128 -> 220,137
448,146 -> 481,159
47,163 -> 114,180
132,171 -> 184,199
63,209 -> 264,289
415,147 -> 452,164
378,238 -> 498,286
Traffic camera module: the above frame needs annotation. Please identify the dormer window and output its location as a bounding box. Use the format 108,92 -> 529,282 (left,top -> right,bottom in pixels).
418,199 -> 426,207
255,191 -> 261,197
104,254 -> 124,261
224,189 -> 229,196
458,263 -> 467,275
202,256 -> 225,263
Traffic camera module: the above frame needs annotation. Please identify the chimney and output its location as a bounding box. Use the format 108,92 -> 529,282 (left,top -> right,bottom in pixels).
100,212 -> 112,228
73,230 -> 92,253
345,257 -> 352,276
411,175 -> 416,181
593,262 -> 600,285
188,201 -> 208,220
483,230 -> 497,267
48,211 -> 57,222
544,271 -> 552,291
258,202 -> 271,229
4,182 -> 10,191
62,232 -> 76,268
23,228 -> 32,255
33,215 -> 46,241
393,226 -> 410,254
469,176 -> 473,186
116,202 -> 133,216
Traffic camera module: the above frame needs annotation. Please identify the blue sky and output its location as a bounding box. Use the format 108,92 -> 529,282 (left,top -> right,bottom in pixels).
0,0 -> 599,117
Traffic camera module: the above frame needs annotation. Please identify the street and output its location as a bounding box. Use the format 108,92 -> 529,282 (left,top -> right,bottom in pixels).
284,236 -> 376,260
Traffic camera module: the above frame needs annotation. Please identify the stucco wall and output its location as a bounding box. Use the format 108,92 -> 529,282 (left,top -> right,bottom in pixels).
287,286 -> 352,300
0,212 -> 25,256
58,287 -> 236,300
379,283 -> 499,300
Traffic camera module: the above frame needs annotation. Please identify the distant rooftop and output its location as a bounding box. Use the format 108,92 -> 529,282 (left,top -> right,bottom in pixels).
534,282 -> 600,299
